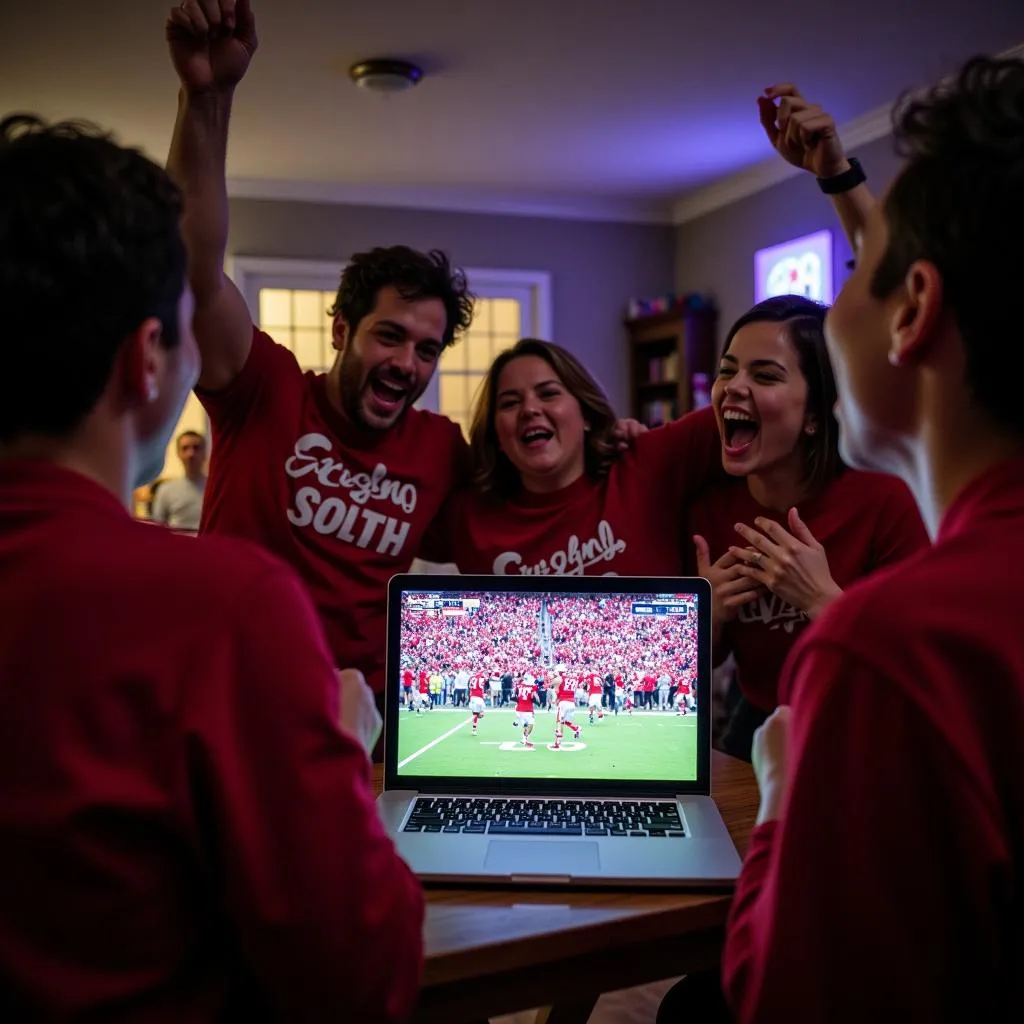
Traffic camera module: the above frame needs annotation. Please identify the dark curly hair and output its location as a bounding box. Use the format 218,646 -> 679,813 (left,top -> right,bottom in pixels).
0,114 -> 186,442
870,55 -> 1024,436
469,338 -> 620,500
722,295 -> 842,496
327,246 -> 474,347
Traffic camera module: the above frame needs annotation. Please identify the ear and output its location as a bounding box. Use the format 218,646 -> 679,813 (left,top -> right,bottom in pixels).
121,317 -> 166,407
803,414 -> 818,437
888,259 -> 943,367
331,316 -> 351,353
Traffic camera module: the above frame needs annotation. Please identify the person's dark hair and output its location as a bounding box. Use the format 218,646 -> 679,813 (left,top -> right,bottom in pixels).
327,246 -> 475,348
870,55 -> 1024,436
722,295 -> 842,495
0,114 -> 186,442
177,430 -> 206,446
470,338 -> 619,500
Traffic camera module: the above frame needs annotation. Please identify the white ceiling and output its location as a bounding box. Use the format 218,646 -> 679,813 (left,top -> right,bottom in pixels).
2,0 -> 1023,223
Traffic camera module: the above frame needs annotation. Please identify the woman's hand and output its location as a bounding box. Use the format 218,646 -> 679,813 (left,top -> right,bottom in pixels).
758,83 -> 849,179
694,535 -> 764,639
611,417 -> 648,450
729,507 -> 842,620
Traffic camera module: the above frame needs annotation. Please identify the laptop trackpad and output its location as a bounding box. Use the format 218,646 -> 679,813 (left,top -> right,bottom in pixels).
485,840 -> 600,877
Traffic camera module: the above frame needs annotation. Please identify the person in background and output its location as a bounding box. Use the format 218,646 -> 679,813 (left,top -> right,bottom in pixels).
150,428 -> 207,530
0,112 -> 422,1021
687,295 -> 927,761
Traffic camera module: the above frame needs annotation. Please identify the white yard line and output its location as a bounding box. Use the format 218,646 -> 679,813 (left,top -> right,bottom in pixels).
398,717 -> 473,769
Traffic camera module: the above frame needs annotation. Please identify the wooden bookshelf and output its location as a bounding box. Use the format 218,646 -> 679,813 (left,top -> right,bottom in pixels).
625,307 -> 717,427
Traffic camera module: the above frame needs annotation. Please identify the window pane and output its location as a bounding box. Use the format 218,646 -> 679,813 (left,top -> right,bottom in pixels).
492,298 -> 521,336
475,298 -> 493,333
259,288 -> 292,327
271,326 -> 295,352
466,373 -> 486,409
441,339 -> 467,371
293,290 -> 327,329
294,327 -> 324,369
464,335 -> 494,372
439,374 -> 465,415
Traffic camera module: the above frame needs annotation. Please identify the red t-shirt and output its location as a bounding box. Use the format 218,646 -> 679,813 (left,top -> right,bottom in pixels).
442,407 -> 721,576
198,328 -> 468,690
687,469 -> 928,711
515,683 -> 538,713
723,456 -> 1024,1023
586,674 -> 603,696
0,462 -> 423,1021
468,675 -> 487,700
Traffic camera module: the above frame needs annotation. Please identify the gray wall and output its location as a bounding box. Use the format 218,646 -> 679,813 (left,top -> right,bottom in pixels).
674,134 -> 904,350
228,198 -> 676,413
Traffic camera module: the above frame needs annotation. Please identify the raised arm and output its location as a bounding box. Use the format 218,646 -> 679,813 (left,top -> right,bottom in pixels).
166,0 -> 257,391
758,83 -> 874,249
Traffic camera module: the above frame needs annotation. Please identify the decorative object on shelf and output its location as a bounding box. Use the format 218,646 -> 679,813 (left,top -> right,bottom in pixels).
754,230 -> 833,304
625,296 -> 718,427
626,291 -> 714,321
349,59 -> 424,94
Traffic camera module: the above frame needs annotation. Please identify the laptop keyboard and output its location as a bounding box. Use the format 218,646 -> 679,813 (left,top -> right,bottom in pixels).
403,796 -> 686,837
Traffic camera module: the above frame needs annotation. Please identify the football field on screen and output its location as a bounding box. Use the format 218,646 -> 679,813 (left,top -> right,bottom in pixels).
394,708 -> 699,781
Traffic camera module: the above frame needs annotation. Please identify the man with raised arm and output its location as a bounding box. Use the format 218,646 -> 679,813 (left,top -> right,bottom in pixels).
165,0 -> 473,711
0,112 -> 422,1022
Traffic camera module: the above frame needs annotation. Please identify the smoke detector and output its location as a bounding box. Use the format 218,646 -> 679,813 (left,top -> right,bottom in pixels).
349,59 -> 424,94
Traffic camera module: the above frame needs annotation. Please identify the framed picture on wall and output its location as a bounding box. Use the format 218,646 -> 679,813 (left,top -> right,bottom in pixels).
754,229 -> 834,304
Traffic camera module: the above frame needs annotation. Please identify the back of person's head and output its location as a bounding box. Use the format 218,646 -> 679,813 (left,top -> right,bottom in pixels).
328,246 -> 475,348
724,295 -> 842,494
0,114 -> 189,453
871,56 -> 1024,437
469,337 -> 619,499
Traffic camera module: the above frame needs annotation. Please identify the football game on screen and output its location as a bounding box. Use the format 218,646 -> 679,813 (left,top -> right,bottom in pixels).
394,590 -> 701,782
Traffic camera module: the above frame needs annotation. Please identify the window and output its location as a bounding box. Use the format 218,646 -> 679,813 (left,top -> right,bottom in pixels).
437,296 -> 521,438
257,287 -> 337,372
228,258 -> 552,437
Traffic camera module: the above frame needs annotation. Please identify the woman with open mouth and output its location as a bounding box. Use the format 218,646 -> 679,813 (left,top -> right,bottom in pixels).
435,335 -> 724,583
686,295 -> 929,761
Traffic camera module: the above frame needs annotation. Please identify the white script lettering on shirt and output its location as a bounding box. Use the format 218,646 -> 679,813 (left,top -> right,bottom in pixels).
284,432 -> 417,558
736,591 -> 808,634
493,519 -> 626,576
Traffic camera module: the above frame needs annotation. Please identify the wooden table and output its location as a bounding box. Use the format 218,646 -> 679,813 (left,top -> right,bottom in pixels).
373,752 -> 758,1024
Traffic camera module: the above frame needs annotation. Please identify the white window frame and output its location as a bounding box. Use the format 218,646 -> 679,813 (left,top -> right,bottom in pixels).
225,256 -> 553,413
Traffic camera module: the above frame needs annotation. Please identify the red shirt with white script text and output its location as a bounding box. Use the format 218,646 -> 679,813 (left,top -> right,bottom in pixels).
198,328 -> 468,690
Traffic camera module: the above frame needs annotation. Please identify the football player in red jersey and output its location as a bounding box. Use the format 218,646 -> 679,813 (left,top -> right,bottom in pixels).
416,669 -> 431,713
512,676 -> 539,748
553,669 -> 582,749
467,670 -> 488,735
585,671 -> 605,724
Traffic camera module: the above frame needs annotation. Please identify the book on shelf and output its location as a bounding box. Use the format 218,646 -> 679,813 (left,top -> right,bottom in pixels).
645,352 -> 678,385
640,397 -> 678,427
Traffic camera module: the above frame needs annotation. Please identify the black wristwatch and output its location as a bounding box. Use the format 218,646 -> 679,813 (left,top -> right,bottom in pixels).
817,157 -> 866,195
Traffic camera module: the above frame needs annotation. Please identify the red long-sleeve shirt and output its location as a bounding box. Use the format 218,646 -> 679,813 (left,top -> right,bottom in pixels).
0,462 -> 423,1021
723,456 -> 1024,1021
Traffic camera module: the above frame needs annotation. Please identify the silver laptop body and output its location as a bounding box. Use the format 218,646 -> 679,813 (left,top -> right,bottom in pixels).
378,574 -> 742,888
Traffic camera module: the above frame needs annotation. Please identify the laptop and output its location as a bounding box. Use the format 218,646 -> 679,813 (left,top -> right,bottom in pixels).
377,574 -> 742,888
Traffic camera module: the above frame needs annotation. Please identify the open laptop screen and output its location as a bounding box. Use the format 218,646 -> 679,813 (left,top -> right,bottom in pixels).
388,582 -> 705,786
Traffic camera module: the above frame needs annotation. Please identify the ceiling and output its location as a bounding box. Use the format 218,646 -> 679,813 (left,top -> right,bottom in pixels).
3,0 -> 1023,223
